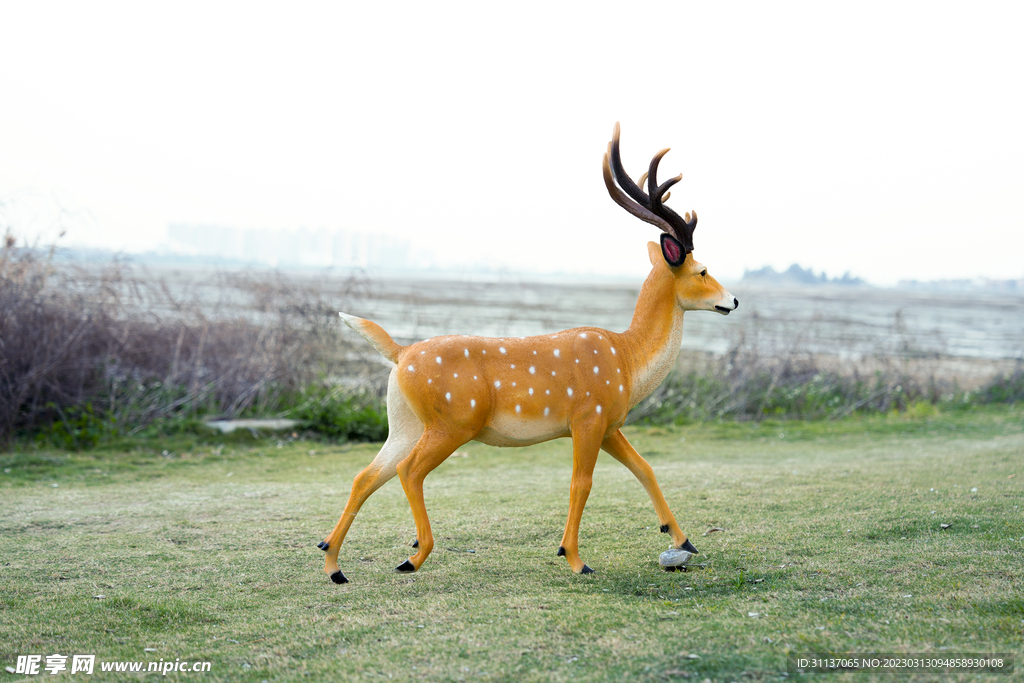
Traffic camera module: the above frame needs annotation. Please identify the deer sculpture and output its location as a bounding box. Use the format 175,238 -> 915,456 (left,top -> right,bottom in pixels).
318,123 -> 738,583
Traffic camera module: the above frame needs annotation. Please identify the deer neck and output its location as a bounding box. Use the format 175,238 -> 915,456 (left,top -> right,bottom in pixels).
621,266 -> 684,409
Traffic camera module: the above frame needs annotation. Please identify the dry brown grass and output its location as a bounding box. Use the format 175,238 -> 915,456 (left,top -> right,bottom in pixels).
630,335 -> 1023,425
0,234 -> 379,443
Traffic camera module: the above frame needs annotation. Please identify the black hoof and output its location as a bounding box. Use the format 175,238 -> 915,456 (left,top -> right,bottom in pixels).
660,524 -> 669,533
557,546 -> 566,557
680,538 -> 698,554
317,541 -> 329,552
580,565 -> 595,575
664,565 -> 680,573
329,570 -> 348,584
412,539 -> 419,548
395,560 -> 416,573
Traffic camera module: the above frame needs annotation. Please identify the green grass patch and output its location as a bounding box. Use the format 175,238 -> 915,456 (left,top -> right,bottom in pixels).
2,406 -> 1022,681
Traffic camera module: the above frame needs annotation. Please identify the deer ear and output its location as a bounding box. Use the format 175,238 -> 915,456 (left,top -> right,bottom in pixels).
660,233 -> 686,267
647,241 -> 662,266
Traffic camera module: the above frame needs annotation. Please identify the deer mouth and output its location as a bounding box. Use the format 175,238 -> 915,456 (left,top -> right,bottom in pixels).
713,297 -> 739,315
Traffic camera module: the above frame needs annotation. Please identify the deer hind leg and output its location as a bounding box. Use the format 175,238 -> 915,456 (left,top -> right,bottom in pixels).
557,422 -> 605,574
601,429 -> 698,561
320,371 -> 424,584
393,427 -> 472,573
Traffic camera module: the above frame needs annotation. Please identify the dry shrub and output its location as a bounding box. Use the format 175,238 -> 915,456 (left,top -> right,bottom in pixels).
0,235 -> 375,444
627,320 -> 993,424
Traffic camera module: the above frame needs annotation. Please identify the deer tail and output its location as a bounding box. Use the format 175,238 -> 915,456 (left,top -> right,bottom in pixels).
339,312 -> 404,364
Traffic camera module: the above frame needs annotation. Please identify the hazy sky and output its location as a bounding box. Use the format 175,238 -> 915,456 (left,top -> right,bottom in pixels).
2,2 -> 1022,285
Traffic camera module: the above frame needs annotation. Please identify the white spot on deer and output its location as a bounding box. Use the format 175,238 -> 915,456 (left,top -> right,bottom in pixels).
586,391 -> 590,396
407,365 -> 415,372
593,349 -> 598,354
606,380 -> 610,385
533,350 -> 537,355
512,382 -> 517,387
545,389 -> 550,395
529,387 -> 534,395
482,350 -> 487,355
473,375 -> 478,380
598,335 -> 603,339
499,347 -> 507,354
619,384 -> 624,392
617,368 -> 621,373
580,333 -> 587,339
611,347 -> 616,355
529,366 -> 535,374
554,349 -> 561,357
551,371 -> 556,376
454,373 -> 458,378
494,380 -> 501,388
596,405 -> 602,414
428,379 -> 432,384
593,366 -> 599,374
445,392 -> 451,401
510,364 -> 516,369
471,399 -> 476,408
515,404 -> 521,413
464,348 -> 470,357
567,388 -> 573,397
544,406 -> 550,416
575,359 -> 580,364
436,356 -> 442,364
421,351 -> 426,355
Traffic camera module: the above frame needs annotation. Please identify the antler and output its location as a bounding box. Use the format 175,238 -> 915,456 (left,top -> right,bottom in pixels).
602,122 -> 697,253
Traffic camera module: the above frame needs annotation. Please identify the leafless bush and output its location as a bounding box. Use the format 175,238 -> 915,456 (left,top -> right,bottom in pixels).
628,320 -> 969,424
0,234 -> 375,442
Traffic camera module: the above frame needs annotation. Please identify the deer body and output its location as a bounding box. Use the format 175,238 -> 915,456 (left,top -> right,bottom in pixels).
319,125 -> 738,583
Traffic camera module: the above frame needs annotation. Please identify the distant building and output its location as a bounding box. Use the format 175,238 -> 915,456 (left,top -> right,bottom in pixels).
167,224 -> 414,269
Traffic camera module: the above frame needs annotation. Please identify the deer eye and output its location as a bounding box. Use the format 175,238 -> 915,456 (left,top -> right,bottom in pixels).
700,269 -> 707,277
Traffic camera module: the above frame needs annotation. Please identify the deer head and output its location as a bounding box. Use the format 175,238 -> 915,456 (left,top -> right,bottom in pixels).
603,122 -> 738,315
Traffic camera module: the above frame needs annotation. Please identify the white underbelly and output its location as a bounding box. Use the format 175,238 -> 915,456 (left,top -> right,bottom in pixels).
473,419 -> 569,447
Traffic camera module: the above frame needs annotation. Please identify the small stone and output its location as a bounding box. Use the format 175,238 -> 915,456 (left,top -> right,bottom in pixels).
659,547 -> 693,567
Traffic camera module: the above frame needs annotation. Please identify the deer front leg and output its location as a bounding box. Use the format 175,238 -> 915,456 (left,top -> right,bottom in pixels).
558,422 -> 604,574
601,429 -> 698,562
394,428 -> 469,573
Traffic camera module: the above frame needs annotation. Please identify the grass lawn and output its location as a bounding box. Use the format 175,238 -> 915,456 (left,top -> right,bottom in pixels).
2,407 -> 1022,682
